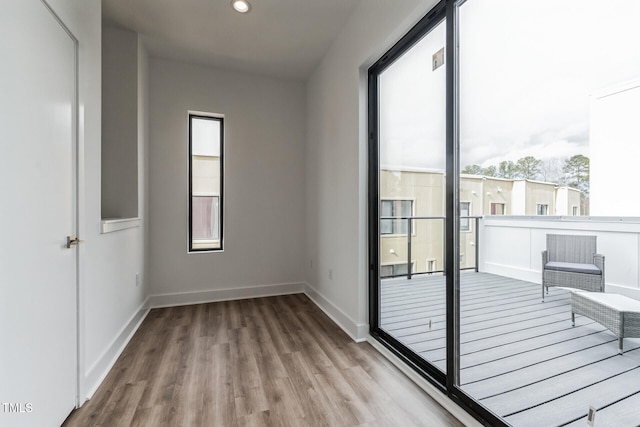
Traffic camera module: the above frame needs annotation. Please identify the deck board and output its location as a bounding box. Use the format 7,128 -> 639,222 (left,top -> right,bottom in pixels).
408,317 -> 600,354
483,356 -> 640,415
380,272 -> 640,426
563,390 -> 640,427
504,371 -> 640,427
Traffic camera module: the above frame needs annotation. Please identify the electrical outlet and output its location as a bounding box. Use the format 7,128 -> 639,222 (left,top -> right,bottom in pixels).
136,273 -> 140,287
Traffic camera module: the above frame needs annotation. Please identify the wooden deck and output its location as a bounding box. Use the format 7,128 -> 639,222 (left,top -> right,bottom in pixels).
381,272 -> 640,427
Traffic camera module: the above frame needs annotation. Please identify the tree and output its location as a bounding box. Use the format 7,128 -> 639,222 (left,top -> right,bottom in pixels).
497,160 -> 517,179
461,164 -> 484,175
563,154 -> 590,215
483,165 -> 497,177
540,158 -> 565,184
563,154 -> 590,194
515,156 -> 542,180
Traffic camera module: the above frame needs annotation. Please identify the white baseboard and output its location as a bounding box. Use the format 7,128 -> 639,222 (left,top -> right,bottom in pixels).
482,263 -> 541,284
303,283 -> 368,342
147,282 -> 305,308
147,281 -> 368,342
114,281 -> 368,357
482,265 -> 640,302
606,284 -> 640,301
81,283 -> 305,405
366,336 -> 482,427
83,298 -> 150,400
78,282 -> 485,426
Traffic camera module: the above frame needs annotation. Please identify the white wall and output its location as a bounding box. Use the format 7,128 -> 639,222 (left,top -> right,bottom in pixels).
148,58 -> 306,302
305,0 -> 439,339
590,80 -> 640,216
73,1 -> 150,400
139,37 -> 150,311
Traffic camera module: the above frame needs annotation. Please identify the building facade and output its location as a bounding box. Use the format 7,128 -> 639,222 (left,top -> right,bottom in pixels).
380,168 -> 582,277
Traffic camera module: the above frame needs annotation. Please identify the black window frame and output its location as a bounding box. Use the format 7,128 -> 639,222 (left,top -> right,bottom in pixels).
367,1 -> 507,425
188,113 -> 224,253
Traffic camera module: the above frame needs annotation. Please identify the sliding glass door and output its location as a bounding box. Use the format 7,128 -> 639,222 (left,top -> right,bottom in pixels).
371,1 -> 640,426
455,1 -> 640,426
369,3 -> 452,386
376,15 -> 448,373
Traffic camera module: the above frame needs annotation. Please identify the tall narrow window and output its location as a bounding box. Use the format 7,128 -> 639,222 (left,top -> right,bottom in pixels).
189,114 -> 223,251
460,202 -> 470,231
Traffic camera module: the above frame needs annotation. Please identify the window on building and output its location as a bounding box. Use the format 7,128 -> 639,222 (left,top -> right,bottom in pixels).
572,205 -> 579,216
490,203 -> 505,215
381,262 -> 415,278
192,196 -> 219,240
537,204 -> 549,215
381,200 -> 413,235
189,113 -> 223,251
460,202 -> 470,231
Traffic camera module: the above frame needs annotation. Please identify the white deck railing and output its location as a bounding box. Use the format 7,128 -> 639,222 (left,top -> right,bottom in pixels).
479,216 -> 640,300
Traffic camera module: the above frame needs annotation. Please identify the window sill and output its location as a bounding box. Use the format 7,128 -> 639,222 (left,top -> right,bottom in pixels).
101,217 -> 141,234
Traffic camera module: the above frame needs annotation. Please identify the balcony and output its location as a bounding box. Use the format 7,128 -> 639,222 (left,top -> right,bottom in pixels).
380,216 -> 640,426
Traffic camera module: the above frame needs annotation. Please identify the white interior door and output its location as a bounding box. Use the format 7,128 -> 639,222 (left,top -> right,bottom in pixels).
0,1 -> 78,426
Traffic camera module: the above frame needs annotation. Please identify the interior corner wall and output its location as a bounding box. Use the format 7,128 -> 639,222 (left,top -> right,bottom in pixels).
148,58 -> 306,300
138,36 -> 150,308
304,0 -> 439,339
76,1 -> 149,400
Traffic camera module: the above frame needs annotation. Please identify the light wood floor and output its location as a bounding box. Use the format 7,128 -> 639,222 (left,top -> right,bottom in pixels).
63,294 -> 463,427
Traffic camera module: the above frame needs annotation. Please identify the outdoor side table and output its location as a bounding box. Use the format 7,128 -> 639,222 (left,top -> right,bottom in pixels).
571,291 -> 640,354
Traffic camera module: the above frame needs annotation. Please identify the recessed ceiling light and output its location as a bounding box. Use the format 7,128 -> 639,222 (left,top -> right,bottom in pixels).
231,0 -> 251,13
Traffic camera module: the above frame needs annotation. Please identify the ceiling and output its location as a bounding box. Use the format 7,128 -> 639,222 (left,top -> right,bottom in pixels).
102,0 -> 361,81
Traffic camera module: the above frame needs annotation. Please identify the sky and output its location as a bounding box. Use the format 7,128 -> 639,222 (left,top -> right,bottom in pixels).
379,0 -> 640,170
192,117 -> 221,157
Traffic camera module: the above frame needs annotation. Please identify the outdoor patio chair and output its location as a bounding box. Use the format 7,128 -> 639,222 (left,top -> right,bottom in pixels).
542,234 -> 605,301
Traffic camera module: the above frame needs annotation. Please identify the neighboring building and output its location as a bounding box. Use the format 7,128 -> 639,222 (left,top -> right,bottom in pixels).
380,168 -> 582,277
191,154 -> 221,249
555,185 -> 583,216
379,167 -> 445,278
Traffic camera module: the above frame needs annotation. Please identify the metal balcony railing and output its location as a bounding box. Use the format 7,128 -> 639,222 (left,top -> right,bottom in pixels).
380,216 -> 482,280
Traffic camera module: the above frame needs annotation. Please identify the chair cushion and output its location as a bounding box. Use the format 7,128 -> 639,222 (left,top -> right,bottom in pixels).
545,261 -> 601,275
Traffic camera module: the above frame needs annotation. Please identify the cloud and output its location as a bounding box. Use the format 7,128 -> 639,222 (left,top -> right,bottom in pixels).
378,0 -> 640,171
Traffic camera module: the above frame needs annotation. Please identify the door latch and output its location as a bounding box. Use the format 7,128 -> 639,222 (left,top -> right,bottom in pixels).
66,234 -> 83,249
